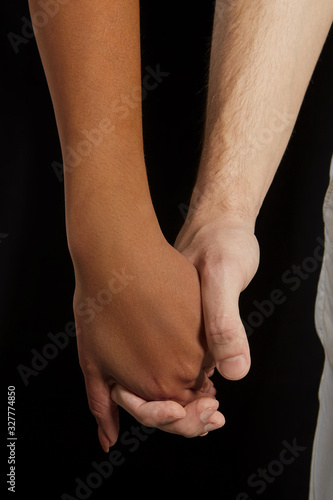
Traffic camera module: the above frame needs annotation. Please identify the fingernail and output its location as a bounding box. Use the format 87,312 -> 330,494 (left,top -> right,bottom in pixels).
200,406 -> 218,424
204,422 -> 222,433
99,427 -> 112,453
218,355 -> 249,380
101,442 -> 109,453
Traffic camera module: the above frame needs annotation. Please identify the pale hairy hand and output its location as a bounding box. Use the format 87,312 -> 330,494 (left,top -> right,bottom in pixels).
174,213 -> 260,381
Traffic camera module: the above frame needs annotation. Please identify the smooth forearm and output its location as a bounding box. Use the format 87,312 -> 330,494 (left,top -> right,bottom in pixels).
28,0 -> 158,259
194,0 -> 333,225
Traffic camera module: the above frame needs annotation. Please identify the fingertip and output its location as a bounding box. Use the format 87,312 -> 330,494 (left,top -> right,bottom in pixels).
207,411 -> 226,428
98,427 -> 109,453
201,411 -> 226,435
171,406 -> 187,420
217,355 -> 250,380
98,426 -> 117,453
193,396 -> 220,420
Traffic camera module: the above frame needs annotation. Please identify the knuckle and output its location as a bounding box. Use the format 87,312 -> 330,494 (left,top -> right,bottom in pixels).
179,359 -> 202,386
207,316 -> 244,346
147,378 -> 188,406
147,377 -> 175,402
79,356 -> 98,377
176,360 -> 206,396
88,398 -> 108,420
149,405 -> 168,425
148,360 -> 201,402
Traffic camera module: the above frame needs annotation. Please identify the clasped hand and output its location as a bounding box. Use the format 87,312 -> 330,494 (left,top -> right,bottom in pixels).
73,207 -> 259,451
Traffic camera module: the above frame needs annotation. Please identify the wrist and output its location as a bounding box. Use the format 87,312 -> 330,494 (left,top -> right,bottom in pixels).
185,181 -> 258,233
65,182 -> 164,274
175,200 -> 260,284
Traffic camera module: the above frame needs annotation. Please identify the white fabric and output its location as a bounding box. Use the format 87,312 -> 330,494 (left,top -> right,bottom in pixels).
310,156 -> 333,500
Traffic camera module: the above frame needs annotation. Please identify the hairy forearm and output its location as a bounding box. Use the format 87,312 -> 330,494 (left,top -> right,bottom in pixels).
194,0 -> 333,226
28,0 -> 159,260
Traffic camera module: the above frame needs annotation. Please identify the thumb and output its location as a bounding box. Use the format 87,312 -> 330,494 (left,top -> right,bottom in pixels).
200,263 -> 251,380
84,374 -> 119,451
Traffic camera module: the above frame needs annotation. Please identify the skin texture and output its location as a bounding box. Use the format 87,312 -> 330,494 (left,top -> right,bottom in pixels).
74,230 -> 222,447
28,0 -> 333,450
175,0 -> 333,384
112,0 -> 333,436
28,0 -> 224,451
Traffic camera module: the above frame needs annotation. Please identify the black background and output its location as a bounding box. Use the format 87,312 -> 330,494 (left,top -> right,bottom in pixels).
1,1 -> 332,499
